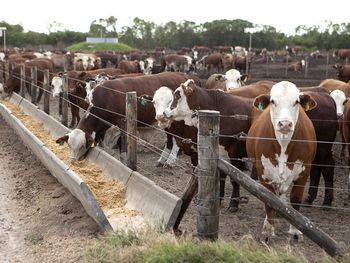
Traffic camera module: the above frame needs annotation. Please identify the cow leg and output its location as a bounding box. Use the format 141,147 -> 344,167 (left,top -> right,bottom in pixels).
289,175 -> 308,242
69,104 -> 79,128
262,205 -> 276,243
36,89 -> 44,104
58,93 -> 63,116
303,165 -> 321,206
227,160 -> 248,212
321,158 -> 335,207
164,137 -> 180,167
156,133 -> 173,167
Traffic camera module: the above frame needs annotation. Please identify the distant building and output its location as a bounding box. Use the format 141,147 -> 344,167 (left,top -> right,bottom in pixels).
86,37 -> 118,44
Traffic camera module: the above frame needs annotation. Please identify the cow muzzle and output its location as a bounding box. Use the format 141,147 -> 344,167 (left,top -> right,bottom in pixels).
277,120 -> 293,134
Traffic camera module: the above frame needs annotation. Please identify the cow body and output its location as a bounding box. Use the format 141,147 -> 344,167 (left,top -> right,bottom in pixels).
56,72 -> 200,161
333,64 -> 350,83
164,79 -> 254,211
246,81 -> 317,241
1,58 -> 54,103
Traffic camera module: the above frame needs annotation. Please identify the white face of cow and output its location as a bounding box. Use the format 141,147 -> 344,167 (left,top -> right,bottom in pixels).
269,81 -> 301,144
225,69 -> 243,90
164,79 -> 197,127
152,86 -> 173,129
330,89 -> 347,117
144,58 -> 154,75
0,52 -> 5,62
51,76 -> 64,97
65,129 -> 88,161
85,81 -> 96,104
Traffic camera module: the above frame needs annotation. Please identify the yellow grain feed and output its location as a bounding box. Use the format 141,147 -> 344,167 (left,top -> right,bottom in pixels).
1,100 -> 137,217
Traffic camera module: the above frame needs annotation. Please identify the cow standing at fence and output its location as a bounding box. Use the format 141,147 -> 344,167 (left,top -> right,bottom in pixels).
246,81 -> 317,242
55,72 -> 201,162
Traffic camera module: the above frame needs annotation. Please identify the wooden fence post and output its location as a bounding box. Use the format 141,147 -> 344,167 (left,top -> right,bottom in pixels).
126,91 -> 137,171
31,66 -> 37,105
20,64 -> 26,98
197,110 -> 220,240
43,69 -> 50,114
61,74 -> 69,127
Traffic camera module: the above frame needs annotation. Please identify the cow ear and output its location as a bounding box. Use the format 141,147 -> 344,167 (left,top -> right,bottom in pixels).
56,135 -> 69,146
183,85 -> 194,96
85,133 -> 96,149
344,98 -> 349,105
138,94 -> 153,106
299,94 -> 317,111
215,74 -> 225,82
253,94 -> 270,111
240,74 -> 249,83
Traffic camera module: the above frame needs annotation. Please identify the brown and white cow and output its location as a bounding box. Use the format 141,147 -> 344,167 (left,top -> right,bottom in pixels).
333,64 -> 350,83
163,54 -> 194,73
288,60 -> 305,72
0,58 -> 55,103
164,79 -> 254,211
55,72 -> 200,162
246,81 -> 317,241
333,49 -> 350,61
205,69 -> 248,91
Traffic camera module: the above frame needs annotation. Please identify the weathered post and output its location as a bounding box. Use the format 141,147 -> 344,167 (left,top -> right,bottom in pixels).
126,91 -> 137,171
43,69 -> 50,114
4,61 -> 9,82
31,66 -> 37,105
197,110 -> 220,240
61,74 -> 69,127
20,64 -> 26,98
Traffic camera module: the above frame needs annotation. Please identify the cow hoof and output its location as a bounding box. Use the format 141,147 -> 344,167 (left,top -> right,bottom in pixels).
156,162 -> 164,167
302,198 -> 313,207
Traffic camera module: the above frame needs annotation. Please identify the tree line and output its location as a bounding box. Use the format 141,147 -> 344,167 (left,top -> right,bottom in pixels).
1,17 -> 350,51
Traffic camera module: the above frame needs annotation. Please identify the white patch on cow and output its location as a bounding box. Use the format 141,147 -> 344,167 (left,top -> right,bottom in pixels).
261,154 -> 304,195
164,138 -> 180,167
225,69 -> 243,90
144,58 -> 154,75
164,80 -> 197,127
66,129 -> 87,161
0,52 -> 5,62
269,81 -> 301,148
153,86 -> 173,129
139,60 -> 145,72
51,76 -> 63,97
0,83 -> 3,93
288,224 -> 303,241
91,131 -> 96,140
157,146 -> 171,165
330,89 -> 346,117
262,216 -> 276,238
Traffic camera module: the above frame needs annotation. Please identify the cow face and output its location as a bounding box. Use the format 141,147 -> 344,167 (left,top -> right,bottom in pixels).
164,79 -> 198,126
55,129 -> 94,161
254,81 -> 316,143
51,75 -> 64,97
152,86 -> 173,129
224,69 -> 247,90
330,89 -> 347,118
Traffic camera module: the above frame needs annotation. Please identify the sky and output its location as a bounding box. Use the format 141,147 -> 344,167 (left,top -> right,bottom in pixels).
1,0 -> 349,36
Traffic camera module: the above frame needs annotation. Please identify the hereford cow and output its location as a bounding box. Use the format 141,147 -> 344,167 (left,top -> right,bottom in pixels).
203,52 -> 224,75
163,79 -> 254,212
163,54 -> 194,73
288,60 -> 305,72
205,69 -> 248,91
1,58 -> 54,103
333,49 -> 350,61
246,81 -> 317,242
117,60 -> 141,74
50,53 -> 74,71
55,72 -> 200,162
333,64 -> 350,83
341,100 -> 350,195
51,68 -> 129,127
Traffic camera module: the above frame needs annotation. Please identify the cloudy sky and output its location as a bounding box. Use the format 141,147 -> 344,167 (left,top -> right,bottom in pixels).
1,0 -> 349,36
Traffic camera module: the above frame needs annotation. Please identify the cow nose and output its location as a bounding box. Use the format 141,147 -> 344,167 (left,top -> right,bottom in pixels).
278,120 -> 293,131
337,112 -> 343,119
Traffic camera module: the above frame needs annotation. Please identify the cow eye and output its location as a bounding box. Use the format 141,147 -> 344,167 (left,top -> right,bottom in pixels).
270,99 -> 275,105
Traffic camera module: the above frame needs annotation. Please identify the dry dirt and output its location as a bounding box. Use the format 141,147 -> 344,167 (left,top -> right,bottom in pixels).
1,55 -> 350,262
0,114 -> 101,263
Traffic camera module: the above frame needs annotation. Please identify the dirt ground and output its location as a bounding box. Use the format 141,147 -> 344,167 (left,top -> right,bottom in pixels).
1,55 -> 350,262
0,115 -> 101,262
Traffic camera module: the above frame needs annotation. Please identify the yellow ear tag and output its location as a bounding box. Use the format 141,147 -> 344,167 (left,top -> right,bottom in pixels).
91,142 -> 96,148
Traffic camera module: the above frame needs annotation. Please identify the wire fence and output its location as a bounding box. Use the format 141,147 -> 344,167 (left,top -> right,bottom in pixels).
1,60 -> 350,257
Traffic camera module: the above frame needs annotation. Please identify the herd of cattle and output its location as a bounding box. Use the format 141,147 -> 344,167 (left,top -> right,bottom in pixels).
1,46 -> 350,242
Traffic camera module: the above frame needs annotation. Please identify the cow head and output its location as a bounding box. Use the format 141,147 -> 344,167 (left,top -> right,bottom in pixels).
55,129 -> 95,161
330,89 -> 347,118
151,86 -> 174,129
51,72 -> 65,97
253,81 -> 316,141
164,79 -> 198,126
224,69 -> 248,90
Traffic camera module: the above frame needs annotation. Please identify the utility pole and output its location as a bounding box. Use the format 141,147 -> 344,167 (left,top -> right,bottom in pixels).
0,27 -> 7,50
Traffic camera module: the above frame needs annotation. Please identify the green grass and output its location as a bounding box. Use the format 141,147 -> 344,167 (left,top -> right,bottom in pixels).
84,229 -> 340,263
66,42 -> 136,53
